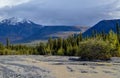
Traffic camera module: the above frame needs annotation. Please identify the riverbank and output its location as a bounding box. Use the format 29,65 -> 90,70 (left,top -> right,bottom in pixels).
0,55 -> 119,78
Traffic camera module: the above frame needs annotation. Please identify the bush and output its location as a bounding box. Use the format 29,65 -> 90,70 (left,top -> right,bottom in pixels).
77,39 -> 113,61
57,47 -> 64,55
113,46 -> 120,57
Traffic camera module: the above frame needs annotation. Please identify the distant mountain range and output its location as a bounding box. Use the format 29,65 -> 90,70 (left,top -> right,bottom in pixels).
0,17 -> 88,44
19,26 -> 87,43
83,19 -> 120,37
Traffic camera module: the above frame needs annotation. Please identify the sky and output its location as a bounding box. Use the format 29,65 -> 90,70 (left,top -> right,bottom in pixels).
0,0 -> 120,26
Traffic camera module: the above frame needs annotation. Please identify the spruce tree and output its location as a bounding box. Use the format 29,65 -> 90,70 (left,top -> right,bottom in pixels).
116,23 -> 120,45
101,30 -> 106,40
6,38 -> 10,49
37,43 -> 46,55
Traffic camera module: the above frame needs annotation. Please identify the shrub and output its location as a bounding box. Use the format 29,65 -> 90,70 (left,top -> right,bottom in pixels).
77,39 -> 113,61
57,47 -> 64,56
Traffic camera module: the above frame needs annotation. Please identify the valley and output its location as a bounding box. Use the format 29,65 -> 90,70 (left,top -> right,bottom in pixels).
0,0 -> 120,78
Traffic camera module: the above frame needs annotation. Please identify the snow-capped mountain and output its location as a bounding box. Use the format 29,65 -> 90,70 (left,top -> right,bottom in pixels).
0,17 -> 42,44
0,17 -> 88,44
0,17 -> 35,25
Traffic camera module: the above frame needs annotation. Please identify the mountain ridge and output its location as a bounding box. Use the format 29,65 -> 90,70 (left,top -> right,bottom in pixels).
0,17 -> 88,44
83,19 -> 120,37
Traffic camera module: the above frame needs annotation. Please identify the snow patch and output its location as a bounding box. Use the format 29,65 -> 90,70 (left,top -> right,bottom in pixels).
0,17 -> 32,25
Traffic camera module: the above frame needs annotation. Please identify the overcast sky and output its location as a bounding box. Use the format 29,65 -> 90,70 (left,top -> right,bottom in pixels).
0,0 -> 120,26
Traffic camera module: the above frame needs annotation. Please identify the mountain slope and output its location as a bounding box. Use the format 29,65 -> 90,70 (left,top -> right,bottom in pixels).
15,26 -> 88,43
83,19 -> 120,37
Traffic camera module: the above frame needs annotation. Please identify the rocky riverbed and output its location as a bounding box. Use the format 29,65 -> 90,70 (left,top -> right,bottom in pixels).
0,55 -> 119,78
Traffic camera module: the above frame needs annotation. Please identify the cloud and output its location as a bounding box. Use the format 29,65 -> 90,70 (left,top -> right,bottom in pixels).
0,0 -> 120,26
0,0 -> 30,8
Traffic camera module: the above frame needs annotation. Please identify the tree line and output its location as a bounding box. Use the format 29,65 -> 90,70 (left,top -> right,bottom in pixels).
0,23 -> 120,60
